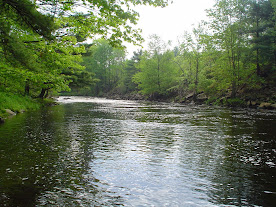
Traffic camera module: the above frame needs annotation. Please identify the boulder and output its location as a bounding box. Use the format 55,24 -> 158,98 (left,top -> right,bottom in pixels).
185,93 -> 194,100
197,93 -> 208,102
5,109 -> 16,116
259,102 -> 272,109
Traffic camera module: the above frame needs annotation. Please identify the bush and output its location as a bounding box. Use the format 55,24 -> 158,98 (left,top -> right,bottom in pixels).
205,97 -> 218,105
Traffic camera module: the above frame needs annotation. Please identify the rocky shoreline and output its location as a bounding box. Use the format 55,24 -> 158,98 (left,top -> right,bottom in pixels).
104,90 -> 276,110
1,91 -> 275,124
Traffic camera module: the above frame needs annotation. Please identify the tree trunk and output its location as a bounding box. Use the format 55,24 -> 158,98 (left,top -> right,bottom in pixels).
256,18 -> 261,76
157,57 -> 161,91
256,48 -> 261,76
45,89 -> 49,98
193,57 -> 199,102
231,59 -> 237,99
231,80 -> 237,98
25,80 -> 30,96
38,88 -> 47,99
274,37 -> 276,70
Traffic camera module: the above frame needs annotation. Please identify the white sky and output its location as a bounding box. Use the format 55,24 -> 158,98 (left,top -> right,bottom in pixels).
126,0 -> 215,57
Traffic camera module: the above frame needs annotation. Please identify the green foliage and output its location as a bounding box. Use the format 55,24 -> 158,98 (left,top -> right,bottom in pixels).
0,0 -> 56,40
249,0 -> 275,77
128,0 -> 274,102
0,0 -> 171,103
133,35 -> 178,98
122,60 -> 138,93
133,51 -> 177,96
223,98 -> 246,107
207,0 -> 249,98
50,0 -> 172,46
81,39 -> 126,96
0,34 -> 86,98
205,97 -> 219,105
67,0 -> 274,103
272,0 -> 276,17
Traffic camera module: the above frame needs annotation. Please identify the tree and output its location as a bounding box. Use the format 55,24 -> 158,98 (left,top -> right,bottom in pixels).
36,0 -> 172,46
271,0 -> 276,17
82,39 -> 126,95
174,23 -> 209,101
207,0 -> 250,98
249,0 -> 275,77
190,24 -> 206,101
133,35 -> 177,98
123,50 -> 142,94
173,33 -> 194,98
0,0 -> 172,98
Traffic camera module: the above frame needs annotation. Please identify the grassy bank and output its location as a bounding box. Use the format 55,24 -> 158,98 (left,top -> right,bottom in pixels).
0,92 -> 41,118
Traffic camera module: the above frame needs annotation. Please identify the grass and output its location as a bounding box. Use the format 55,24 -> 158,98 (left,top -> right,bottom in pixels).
0,92 -> 41,118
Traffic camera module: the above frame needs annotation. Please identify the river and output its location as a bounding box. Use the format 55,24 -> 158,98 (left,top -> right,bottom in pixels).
0,96 -> 275,206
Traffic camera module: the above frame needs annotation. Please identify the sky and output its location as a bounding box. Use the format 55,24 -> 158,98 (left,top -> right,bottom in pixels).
126,0 -> 215,56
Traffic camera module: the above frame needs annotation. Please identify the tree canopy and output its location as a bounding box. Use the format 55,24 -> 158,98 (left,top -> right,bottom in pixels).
0,0 -> 171,98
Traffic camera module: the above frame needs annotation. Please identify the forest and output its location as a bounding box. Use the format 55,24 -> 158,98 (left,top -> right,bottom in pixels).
0,0 -> 276,118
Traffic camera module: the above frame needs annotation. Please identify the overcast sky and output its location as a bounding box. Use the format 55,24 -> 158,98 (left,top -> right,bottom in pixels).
126,0 -> 215,56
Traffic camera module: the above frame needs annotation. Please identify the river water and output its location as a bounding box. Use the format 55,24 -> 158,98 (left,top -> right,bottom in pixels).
0,96 -> 275,206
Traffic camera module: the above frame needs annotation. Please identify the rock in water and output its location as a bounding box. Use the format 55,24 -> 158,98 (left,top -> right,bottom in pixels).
259,102 -> 272,109
5,109 -> 16,116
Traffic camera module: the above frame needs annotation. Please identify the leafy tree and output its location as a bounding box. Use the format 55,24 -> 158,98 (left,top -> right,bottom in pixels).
109,48 -> 126,90
37,0 -> 172,46
190,24 -> 207,101
270,0 -> 276,17
133,35 -> 177,98
173,33 -> 194,98
174,24 -> 209,101
82,39 -> 126,95
123,50 -> 142,94
0,0 -> 172,99
207,0 -> 250,98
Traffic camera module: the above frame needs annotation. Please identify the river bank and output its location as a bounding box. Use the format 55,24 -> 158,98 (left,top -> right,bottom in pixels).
0,92 -> 55,123
2,85 -> 275,124
102,85 -> 276,110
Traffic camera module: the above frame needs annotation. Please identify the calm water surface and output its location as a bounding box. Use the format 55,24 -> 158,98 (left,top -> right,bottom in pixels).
0,96 -> 275,206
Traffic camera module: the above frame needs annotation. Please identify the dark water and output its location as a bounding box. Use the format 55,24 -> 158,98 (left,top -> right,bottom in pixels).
0,97 -> 275,207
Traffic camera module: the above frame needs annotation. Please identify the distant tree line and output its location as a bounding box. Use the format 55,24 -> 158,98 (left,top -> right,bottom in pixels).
77,0 -> 275,103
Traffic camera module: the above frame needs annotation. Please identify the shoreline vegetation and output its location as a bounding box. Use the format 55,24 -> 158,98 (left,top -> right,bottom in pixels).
61,82 -> 276,109
101,86 -> 276,109
1,87 -> 275,124
0,92 -> 55,123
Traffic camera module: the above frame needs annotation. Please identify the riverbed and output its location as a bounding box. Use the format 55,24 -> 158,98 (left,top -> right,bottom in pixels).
0,96 -> 275,206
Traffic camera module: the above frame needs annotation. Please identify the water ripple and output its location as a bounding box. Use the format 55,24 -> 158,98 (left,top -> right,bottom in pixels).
0,97 -> 275,206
